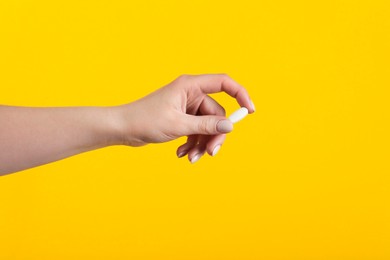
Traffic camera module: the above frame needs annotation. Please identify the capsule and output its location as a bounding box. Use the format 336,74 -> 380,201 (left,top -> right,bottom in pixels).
228,107 -> 248,123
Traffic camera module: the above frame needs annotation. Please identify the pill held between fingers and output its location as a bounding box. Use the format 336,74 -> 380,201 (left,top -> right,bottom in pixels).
228,107 -> 248,123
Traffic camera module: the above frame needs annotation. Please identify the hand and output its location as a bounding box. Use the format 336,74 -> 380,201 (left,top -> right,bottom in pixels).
116,74 -> 255,163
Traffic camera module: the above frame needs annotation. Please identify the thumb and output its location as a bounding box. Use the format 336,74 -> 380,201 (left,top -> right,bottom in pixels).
182,115 -> 234,136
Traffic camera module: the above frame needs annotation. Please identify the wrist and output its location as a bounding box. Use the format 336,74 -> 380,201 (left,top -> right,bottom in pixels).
99,106 -> 128,146
107,104 -> 146,147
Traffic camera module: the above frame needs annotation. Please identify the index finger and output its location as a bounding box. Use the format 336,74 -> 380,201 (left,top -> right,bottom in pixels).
188,74 -> 254,113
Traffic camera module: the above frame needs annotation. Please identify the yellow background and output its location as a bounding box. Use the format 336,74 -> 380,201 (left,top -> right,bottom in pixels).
1,0 -> 389,259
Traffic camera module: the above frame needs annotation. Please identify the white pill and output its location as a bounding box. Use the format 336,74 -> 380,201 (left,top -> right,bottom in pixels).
228,107 -> 248,123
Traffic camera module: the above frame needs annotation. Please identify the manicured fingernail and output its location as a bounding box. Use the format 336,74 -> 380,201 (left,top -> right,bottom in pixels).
217,120 -> 233,133
177,151 -> 186,158
212,145 -> 221,156
250,100 -> 256,112
191,154 -> 201,164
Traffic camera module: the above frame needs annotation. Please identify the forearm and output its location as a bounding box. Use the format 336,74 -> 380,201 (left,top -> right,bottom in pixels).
0,105 -> 123,175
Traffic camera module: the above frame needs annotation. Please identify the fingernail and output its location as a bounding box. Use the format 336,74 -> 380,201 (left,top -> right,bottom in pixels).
217,120 -> 233,133
191,154 -> 201,164
178,151 -> 186,158
212,145 -> 221,156
250,100 -> 256,112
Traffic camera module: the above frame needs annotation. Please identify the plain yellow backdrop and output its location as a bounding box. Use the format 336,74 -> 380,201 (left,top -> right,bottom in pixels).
1,0 -> 389,259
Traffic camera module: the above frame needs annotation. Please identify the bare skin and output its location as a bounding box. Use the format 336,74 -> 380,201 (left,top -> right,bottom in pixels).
0,74 -> 254,175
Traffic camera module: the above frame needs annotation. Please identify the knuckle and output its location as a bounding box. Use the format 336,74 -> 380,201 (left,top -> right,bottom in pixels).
198,118 -> 214,134
219,73 -> 230,80
198,119 -> 208,133
173,74 -> 192,87
177,74 -> 190,81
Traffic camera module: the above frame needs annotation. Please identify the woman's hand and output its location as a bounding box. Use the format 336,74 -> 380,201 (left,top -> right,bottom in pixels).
0,74 -> 254,175
116,74 -> 254,163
